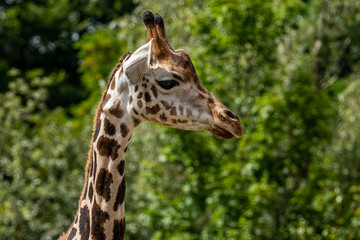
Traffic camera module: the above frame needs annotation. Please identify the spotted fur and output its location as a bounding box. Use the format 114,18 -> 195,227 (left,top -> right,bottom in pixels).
88,183 -> 93,203
117,161 -> 125,176
67,228 -> 77,240
109,99 -> 124,119
146,104 -> 160,115
112,218 -> 126,240
95,168 -> 113,202
120,123 -> 129,138
91,200 -> 110,240
60,11 -> 242,240
97,136 -> 121,160
104,118 -> 116,136
79,206 -> 90,240
113,178 -> 126,212
93,119 -> 102,142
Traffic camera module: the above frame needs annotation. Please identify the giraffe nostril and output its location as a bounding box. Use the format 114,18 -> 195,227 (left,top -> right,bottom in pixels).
225,110 -> 239,120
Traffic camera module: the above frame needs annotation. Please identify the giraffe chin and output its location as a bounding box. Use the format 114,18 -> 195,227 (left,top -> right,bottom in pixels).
209,125 -> 235,139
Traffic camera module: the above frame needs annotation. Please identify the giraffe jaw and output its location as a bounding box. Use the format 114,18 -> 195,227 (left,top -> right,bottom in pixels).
209,125 -> 234,139
209,124 -> 243,139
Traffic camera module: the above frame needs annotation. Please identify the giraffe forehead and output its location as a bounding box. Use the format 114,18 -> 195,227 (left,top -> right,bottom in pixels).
151,52 -> 196,80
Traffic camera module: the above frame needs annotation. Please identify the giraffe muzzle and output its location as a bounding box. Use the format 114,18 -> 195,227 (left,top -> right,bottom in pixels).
209,108 -> 243,139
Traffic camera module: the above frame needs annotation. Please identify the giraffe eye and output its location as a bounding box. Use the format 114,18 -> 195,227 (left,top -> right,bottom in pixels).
157,79 -> 179,90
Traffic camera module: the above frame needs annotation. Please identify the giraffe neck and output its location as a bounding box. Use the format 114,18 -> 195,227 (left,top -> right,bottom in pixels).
86,115 -> 133,240
65,62 -> 139,240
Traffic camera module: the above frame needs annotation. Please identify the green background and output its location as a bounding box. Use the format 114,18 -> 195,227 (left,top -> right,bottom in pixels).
1,0 -> 360,239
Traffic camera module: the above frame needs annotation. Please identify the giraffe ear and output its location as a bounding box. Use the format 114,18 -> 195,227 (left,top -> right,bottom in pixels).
123,39 -> 153,83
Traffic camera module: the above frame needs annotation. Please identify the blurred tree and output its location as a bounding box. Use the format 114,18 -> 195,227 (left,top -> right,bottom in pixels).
0,0 -> 135,108
1,0 -> 360,239
0,69 -> 91,239
107,0 -> 360,239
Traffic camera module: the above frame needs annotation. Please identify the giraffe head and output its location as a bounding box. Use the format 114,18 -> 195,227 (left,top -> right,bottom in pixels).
120,11 -> 242,139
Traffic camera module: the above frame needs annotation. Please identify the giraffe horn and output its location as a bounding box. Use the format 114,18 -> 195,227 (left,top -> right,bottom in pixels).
143,11 -> 157,44
143,10 -> 171,61
154,13 -> 174,51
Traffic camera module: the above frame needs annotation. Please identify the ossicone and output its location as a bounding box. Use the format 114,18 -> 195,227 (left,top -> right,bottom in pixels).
154,13 -> 173,50
142,10 -> 173,51
143,10 -> 156,44
142,10 -> 154,25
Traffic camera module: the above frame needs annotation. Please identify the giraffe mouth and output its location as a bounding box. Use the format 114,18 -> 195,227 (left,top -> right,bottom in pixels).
209,125 -> 235,139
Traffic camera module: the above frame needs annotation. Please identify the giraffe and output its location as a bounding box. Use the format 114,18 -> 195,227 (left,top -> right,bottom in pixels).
59,11 -> 242,240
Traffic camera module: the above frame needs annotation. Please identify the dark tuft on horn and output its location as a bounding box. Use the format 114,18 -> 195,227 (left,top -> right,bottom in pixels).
143,11 -> 154,24
154,13 -> 164,26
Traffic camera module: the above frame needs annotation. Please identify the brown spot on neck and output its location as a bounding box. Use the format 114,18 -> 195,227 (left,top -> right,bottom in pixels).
79,206 -> 90,240
93,152 -> 97,177
113,177 -> 126,211
120,123 -> 129,138
91,200 -> 110,240
104,118 -> 116,136
117,160 -> 125,176
93,119 -> 102,142
82,182 -> 88,201
112,218 -> 126,240
90,153 -> 94,177
88,183 -> 93,203
97,136 -> 121,160
95,168 -> 114,202
67,227 -> 77,240
109,99 -> 124,119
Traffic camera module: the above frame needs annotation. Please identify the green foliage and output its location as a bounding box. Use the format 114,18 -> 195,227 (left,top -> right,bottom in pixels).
0,0 -> 135,107
1,0 -> 360,239
0,69 -> 92,239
